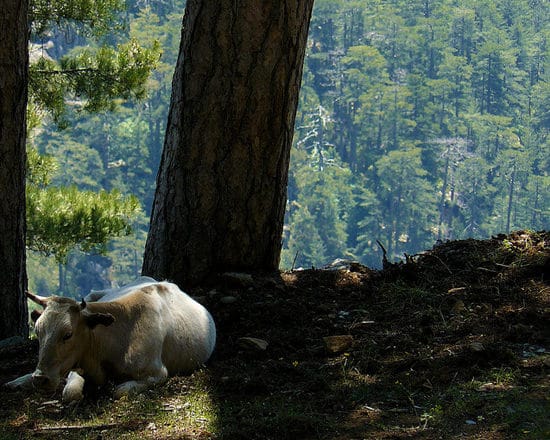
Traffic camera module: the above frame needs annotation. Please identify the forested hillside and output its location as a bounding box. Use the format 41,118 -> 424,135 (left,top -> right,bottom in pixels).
29,0 -> 549,293
282,0 -> 549,268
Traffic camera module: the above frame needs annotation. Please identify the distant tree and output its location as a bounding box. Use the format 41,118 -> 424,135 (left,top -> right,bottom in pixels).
28,0 -> 160,125
26,148 -> 140,291
375,146 -> 436,257
283,143 -> 353,268
283,205 -> 328,269
143,0 -> 316,285
0,0 -> 29,340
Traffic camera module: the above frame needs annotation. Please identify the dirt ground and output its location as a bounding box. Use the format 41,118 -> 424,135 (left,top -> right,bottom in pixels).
1,231 -> 548,439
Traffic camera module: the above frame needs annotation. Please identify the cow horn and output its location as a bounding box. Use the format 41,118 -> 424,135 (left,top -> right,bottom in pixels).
25,291 -> 48,307
80,299 -> 87,310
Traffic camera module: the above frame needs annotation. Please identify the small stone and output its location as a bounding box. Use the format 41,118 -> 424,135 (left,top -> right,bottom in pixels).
207,289 -> 219,298
220,296 -> 238,304
323,335 -> 354,354
447,287 -> 467,295
192,296 -> 207,305
237,337 -> 269,351
470,342 -> 485,352
221,272 -> 254,287
451,300 -> 465,314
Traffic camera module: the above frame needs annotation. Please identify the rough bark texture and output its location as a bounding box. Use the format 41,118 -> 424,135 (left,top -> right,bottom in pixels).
143,0 -> 314,285
0,0 -> 29,339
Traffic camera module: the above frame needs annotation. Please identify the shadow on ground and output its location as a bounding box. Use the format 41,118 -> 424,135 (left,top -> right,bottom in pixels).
1,231 -> 549,439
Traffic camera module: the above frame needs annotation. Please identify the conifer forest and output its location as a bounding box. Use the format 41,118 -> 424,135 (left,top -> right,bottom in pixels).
28,0 -> 549,294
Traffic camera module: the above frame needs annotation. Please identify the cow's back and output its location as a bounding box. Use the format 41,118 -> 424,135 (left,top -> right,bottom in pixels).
105,281 -> 216,374
85,276 -> 158,303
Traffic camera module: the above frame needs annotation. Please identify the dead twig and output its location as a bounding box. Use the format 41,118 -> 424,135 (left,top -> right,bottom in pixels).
376,240 -> 390,270
34,422 -> 120,432
291,250 -> 300,271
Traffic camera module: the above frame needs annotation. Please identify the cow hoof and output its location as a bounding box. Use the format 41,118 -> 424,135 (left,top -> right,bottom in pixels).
114,381 -> 141,399
62,372 -> 85,403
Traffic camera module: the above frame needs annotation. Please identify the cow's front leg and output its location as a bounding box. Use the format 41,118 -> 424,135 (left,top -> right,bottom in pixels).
4,373 -> 34,390
62,371 -> 85,403
113,366 -> 168,399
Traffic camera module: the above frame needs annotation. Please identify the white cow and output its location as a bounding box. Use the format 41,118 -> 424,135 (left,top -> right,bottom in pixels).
5,278 -> 216,402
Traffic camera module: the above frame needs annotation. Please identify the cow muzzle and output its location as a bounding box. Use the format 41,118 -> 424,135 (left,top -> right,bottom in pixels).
32,370 -> 59,391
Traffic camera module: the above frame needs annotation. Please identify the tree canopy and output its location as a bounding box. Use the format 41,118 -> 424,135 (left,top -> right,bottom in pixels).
282,0 -> 549,268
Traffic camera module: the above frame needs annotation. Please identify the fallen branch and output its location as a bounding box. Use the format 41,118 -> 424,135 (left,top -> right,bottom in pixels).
34,422 -> 120,432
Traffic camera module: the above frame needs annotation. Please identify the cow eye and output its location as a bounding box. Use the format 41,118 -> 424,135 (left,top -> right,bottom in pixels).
62,332 -> 73,341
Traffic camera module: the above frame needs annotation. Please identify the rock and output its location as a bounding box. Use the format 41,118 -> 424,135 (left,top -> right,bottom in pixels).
220,296 -> 238,304
322,258 -> 359,271
470,342 -> 485,352
451,300 -> 465,314
221,272 -> 254,287
207,289 -> 218,297
323,335 -> 354,354
192,296 -> 208,305
237,337 -> 269,351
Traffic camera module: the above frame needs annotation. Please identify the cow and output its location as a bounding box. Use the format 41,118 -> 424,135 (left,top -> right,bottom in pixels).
4,277 -> 216,402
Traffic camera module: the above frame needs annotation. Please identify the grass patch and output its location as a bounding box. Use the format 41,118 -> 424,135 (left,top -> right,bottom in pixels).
423,374 -> 550,438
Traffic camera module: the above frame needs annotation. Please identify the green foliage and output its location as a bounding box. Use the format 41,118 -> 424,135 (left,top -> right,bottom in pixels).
30,0 -> 125,36
27,184 -> 139,263
283,0 -> 549,267
28,0 -> 161,127
30,39 -> 161,124
26,147 -> 57,188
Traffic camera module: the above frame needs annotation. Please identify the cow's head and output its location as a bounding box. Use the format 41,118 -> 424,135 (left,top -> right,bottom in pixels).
27,292 -> 115,392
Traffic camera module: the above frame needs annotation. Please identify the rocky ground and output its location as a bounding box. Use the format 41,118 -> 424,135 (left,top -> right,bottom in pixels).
0,230 -> 548,439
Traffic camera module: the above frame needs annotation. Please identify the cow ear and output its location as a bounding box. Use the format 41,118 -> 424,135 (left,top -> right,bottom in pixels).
31,309 -> 42,323
83,312 -> 115,329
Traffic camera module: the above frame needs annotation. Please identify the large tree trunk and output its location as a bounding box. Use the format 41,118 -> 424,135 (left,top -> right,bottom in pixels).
143,0 -> 314,285
0,0 -> 29,340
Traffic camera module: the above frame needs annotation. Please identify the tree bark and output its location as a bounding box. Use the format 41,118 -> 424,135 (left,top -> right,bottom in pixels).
143,0 -> 314,285
0,0 -> 29,339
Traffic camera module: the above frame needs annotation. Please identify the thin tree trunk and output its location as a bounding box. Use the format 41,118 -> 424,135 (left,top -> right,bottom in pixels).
506,164 -> 516,234
0,0 -> 29,340
438,150 -> 450,240
143,0 -> 314,285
